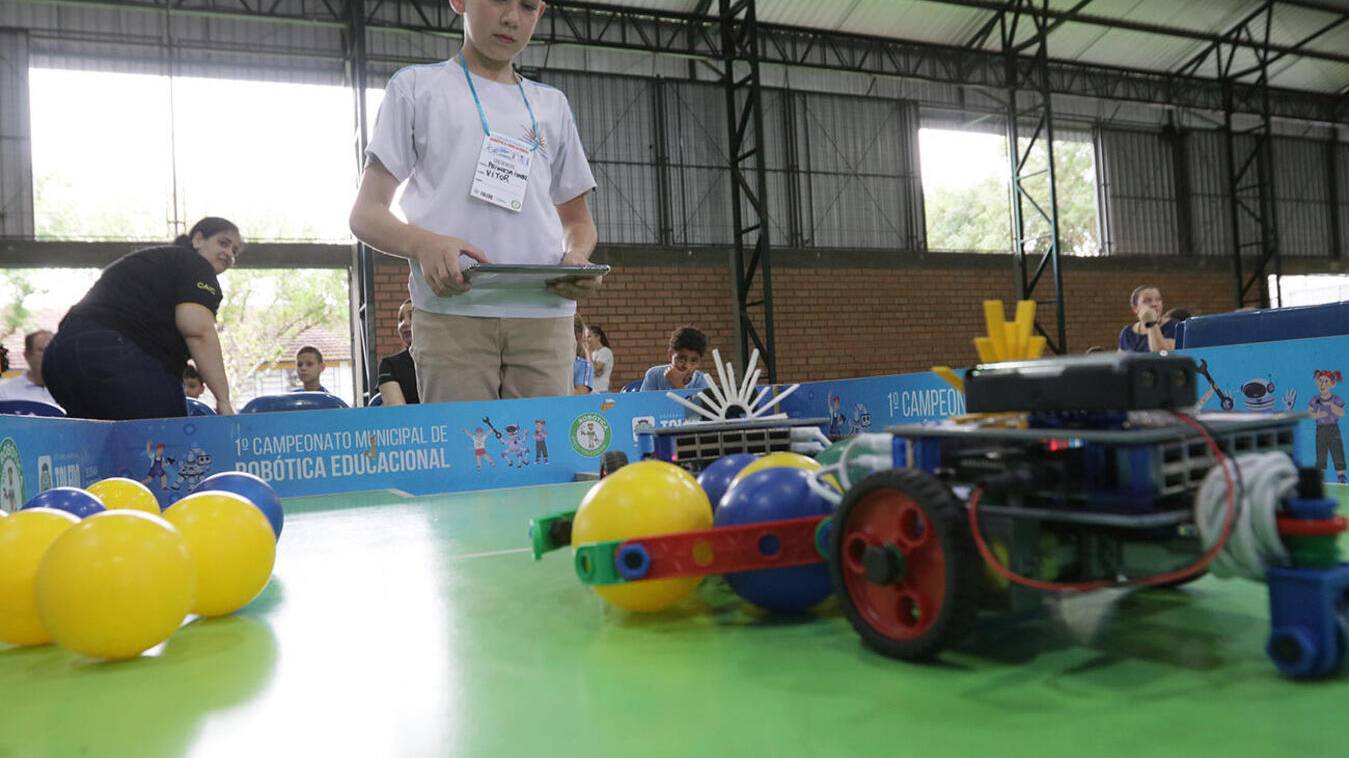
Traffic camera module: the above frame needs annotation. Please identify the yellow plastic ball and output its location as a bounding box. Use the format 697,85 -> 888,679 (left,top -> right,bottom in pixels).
730,451 -> 822,488
572,461 -> 712,612
87,477 -> 161,514
37,511 -> 195,660
163,491 -> 276,617
0,508 -> 80,646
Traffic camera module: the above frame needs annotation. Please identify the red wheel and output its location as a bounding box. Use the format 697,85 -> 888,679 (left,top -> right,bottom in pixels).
829,469 -> 980,660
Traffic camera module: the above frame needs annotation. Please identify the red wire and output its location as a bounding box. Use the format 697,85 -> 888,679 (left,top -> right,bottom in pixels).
966,410 -> 1237,593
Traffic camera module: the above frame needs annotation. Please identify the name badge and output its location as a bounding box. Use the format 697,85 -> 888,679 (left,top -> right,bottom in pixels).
470,133 -> 533,212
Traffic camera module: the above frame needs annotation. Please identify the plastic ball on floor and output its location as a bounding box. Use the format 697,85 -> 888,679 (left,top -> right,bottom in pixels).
164,491 -> 276,617
87,477 -> 161,514
812,441 -> 865,493
36,511 -> 195,660
0,508 -> 81,646
697,453 -> 758,512
715,467 -> 834,613
729,451 -> 822,490
571,460 -> 712,612
194,471 -> 284,539
21,487 -> 105,519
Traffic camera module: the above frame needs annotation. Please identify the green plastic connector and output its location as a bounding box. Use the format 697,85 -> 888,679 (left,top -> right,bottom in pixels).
573,540 -> 626,585
813,517 -> 833,559
528,509 -> 578,560
1285,535 -> 1342,568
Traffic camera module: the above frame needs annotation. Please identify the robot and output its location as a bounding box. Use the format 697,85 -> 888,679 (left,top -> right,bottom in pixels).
535,353 -> 1349,679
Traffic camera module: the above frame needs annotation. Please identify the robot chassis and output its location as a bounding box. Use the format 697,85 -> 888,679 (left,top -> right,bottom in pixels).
534,353 -> 1349,679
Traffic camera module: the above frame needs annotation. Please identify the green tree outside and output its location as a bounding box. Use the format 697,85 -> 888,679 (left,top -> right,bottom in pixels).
925,136 -> 1100,255
212,268 -> 350,404
0,271 -> 41,344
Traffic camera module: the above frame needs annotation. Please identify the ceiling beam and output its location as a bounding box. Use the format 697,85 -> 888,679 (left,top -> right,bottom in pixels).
17,0 -> 1349,123
917,0 -> 1349,68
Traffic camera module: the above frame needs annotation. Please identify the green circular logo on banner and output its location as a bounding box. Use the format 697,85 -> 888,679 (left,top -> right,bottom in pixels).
570,413 -> 611,457
0,438 -> 25,514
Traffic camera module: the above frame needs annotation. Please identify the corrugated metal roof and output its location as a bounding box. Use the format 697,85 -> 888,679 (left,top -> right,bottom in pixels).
4,0 -> 1346,95
739,0 -> 1349,95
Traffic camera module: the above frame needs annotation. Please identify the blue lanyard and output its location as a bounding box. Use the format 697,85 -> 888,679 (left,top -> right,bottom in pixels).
460,54 -> 539,152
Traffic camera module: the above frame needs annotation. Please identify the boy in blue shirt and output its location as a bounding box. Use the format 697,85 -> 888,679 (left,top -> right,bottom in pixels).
640,326 -> 711,392
573,315 -> 593,394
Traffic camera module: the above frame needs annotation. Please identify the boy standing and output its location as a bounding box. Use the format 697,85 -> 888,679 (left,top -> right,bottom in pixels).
349,0 -> 600,403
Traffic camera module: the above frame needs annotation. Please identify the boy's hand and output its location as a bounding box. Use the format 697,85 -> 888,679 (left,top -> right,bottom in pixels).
415,234 -> 489,296
547,251 -> 603,300
666,366 -> 691,389
1138,305 -> 1159,324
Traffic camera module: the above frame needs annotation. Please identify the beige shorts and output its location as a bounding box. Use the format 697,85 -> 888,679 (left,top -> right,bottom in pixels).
410,311 -> 575,403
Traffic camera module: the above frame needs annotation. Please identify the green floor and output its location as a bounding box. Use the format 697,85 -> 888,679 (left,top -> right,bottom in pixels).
2,482 -> 1346,757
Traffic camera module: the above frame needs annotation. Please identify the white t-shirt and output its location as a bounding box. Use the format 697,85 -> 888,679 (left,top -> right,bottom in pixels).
0,375 -> 58,406
591,346 -> 614,392
366,59 -> 597,319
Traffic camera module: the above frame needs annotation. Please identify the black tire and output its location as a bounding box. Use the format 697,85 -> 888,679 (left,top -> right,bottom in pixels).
599,451 -> 629,478
829,468 -> 980,661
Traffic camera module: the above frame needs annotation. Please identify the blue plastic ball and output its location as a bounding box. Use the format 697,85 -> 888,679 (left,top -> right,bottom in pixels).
696,453 -> 757,512
21,487 -> 106,519
194,472 -> 284,539
713,467 -> 834,613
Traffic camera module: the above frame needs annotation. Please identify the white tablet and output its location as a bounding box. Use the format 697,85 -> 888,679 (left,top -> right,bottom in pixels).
461,263 -> 610,289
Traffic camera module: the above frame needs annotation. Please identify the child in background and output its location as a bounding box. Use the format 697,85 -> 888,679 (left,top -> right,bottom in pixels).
294,346 -> 328,393
587,324 -> 613,392
639,326 -> 711,392
573,315 -> 593,395
182,364 -> 205,399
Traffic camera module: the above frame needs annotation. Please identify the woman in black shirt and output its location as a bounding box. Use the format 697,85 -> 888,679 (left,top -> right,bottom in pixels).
43,217 -> 241,420
376,298 -> 419,405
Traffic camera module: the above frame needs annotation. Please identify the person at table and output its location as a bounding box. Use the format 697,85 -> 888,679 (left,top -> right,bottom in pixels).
293,346 -> 329,393
0,330 -> 58,407
377,299 -> 420,405
1118,285 -> 1177,353
639,326 -> 711,392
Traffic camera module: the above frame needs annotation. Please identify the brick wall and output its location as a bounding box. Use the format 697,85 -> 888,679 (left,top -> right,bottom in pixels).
369,247 -> 1328,389
372,256 -> 411,361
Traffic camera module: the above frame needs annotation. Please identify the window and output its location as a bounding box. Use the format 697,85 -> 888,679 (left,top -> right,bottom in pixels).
0,266 -> 351,407
31,68 -> 358,242
918,127 -> 1100,255
919,128 -> 1010,253
1270,274 -> 1349,308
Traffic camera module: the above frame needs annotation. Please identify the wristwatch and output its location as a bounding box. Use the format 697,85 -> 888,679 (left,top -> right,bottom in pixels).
1144,320 -> 1158,328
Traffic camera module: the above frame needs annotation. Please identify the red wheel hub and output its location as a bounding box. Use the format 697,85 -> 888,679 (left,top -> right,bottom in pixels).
839,488 -> 947,641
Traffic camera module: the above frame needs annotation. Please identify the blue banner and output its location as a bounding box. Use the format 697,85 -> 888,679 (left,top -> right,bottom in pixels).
1182,333 -> 1349,484
0,371 -> 969,508
0,416 -> 116,513
16,335 -> 1345,508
